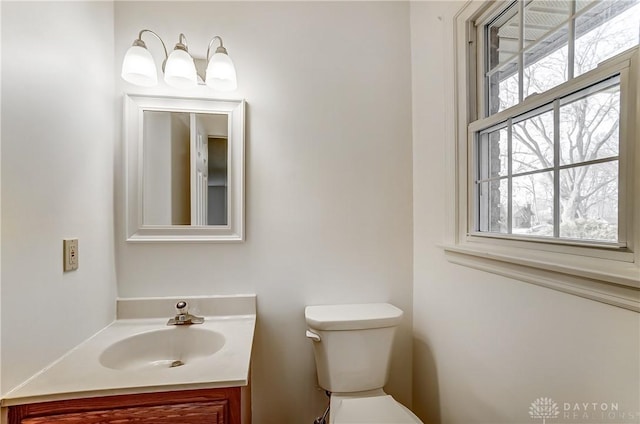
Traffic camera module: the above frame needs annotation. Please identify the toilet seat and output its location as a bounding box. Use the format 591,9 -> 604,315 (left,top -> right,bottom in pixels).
330,394 -> 423,423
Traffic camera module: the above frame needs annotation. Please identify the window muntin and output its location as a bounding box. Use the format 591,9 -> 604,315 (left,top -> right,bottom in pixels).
558,82 -> 620,166
522,26 -> 569,99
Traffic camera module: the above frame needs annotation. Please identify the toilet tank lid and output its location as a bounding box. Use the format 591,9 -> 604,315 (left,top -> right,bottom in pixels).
305,303 -> 403,330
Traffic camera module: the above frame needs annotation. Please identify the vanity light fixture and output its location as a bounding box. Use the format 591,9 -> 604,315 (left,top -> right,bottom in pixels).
121,30 -> 237,91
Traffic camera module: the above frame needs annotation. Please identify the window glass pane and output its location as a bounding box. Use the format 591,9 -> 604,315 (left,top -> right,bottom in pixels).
478,181 -> 489,232
489,60 -> 519,114
490,128 -> 509,178
492,178 -> 508,233
524,26 -> 569,98
524,1 -> 570,47
512,171 -> 554,236
487,2 -> 520,71
512,109 -> 554,174
479,127 -> 509,179
559,83 -> 620,166
479,180 -> 508,233
576,0 -> 597,13
478,133 -> 489,180
486,2 -> 520,115
559,161 -> 618,242
574,0 -> 640,77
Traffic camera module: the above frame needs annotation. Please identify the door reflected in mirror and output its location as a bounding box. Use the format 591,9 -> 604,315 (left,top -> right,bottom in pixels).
143,111 -> 229,226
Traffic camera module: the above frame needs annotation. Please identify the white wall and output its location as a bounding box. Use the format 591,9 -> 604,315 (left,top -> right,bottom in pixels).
114,2 -> 414,423
144,112 -> 172,224
410,2 -> 640,423
1,1 -> 117,395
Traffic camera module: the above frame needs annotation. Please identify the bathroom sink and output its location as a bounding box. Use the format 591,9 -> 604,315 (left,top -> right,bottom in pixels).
2,296 -> 256,406
99,327 -> 225,371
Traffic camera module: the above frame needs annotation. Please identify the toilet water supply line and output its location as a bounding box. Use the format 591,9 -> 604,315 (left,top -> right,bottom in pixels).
314,391 -> 331,424
314,405 -> 329,424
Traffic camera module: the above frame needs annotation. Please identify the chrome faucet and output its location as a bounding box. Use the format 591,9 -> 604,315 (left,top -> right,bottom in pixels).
167,301 -> 204,325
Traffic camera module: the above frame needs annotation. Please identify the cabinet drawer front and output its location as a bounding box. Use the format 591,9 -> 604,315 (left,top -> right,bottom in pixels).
20,401 -> 226,424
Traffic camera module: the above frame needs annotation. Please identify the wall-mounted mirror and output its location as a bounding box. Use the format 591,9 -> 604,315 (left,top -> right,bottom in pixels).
124,95 -> 245,241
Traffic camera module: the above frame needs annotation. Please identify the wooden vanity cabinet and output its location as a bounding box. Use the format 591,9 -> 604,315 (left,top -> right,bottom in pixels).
8,387 -> 249,424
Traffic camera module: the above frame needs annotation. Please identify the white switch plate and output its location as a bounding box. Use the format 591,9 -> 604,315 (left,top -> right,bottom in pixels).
63,239 -> 78,272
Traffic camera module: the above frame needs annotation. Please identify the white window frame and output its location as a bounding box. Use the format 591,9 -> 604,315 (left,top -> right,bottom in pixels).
444,0 -> 640,312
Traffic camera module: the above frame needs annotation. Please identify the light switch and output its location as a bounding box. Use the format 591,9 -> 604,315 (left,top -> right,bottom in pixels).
63,239 -> 78,272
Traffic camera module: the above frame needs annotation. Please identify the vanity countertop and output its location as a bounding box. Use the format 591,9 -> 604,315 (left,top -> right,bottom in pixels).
1,295 -> 256,407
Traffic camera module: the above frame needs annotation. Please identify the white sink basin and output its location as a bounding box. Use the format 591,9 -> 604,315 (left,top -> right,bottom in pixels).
99,326 -> 225,371
1,296 -> 256,406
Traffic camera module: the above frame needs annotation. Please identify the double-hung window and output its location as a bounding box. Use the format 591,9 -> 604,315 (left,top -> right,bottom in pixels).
449,0 -> 640,310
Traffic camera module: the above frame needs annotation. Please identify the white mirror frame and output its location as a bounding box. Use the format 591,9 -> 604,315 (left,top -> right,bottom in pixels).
124,94 -> 245,242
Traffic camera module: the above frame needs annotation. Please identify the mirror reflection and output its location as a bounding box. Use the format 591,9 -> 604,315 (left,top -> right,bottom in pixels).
143,111 -> 228,226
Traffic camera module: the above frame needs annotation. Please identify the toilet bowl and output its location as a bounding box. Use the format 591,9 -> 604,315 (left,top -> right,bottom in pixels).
305,303 -> 423,424
330,390 -> 422,423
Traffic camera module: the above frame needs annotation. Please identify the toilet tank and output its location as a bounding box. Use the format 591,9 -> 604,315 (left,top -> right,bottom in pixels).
305,303 -> 403,393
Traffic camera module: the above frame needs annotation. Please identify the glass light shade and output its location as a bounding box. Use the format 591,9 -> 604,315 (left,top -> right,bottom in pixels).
205,52 -> 237,91
121,45 -> 157,87
164,49 -> 197,89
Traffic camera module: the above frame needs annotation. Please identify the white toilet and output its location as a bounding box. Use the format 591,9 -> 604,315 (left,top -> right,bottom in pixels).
305,303 -> 423,424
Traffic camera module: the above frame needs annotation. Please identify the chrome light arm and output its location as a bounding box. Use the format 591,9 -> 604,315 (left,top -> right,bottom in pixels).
206,35 -> 228,59
133,29 -> 169,71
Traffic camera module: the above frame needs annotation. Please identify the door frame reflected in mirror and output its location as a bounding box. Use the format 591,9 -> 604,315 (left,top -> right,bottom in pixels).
124,94 -> 245,242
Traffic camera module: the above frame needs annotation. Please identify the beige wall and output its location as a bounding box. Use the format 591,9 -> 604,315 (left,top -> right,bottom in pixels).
1,1 -> 117,394
114,2 -> 414,423
410,2 -> 640,423
170,113 -> 190,225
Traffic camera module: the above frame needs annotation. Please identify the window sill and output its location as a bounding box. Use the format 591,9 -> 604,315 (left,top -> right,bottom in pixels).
441,242 -> 640,312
